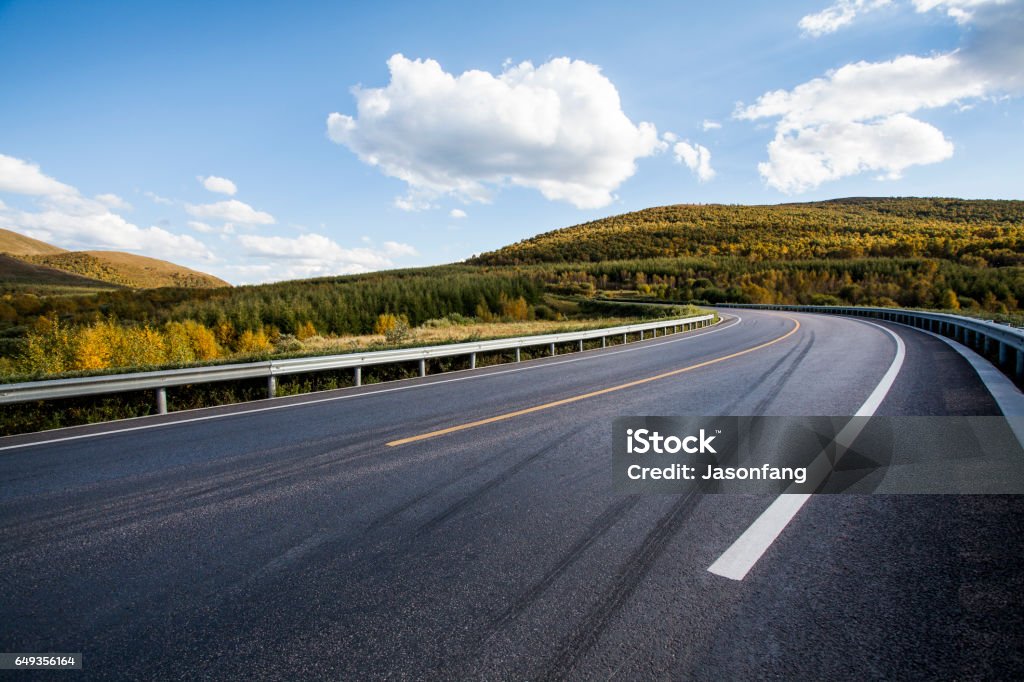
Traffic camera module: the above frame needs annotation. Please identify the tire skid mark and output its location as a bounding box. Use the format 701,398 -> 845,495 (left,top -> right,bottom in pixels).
539,490 -> 702,681
717,338 -> 804,415
240,435 -> 561,590
748,330 -> 816,415
415,428 -> 586,536
480,495 -> 642,644
0,434 -> 390,556
232,429 -> 580,602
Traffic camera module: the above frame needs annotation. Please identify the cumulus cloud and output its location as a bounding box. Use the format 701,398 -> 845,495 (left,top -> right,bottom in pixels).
235,232 -> 416,282
673,141 -> 716,182
740,1 -> 1023,192
0,153 -> 75,196
185,199 -> 275,225
758,114 -> 953,192
327,54 -> 663,209
799,0 -> 892,36
95,193 -> 131,210
449,208 -> 467,218
0,154 -> 212,260
199,175 -> 238,195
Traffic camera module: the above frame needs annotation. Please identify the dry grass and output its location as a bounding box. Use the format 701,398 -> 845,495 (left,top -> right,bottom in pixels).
80,251 -> 230,288
0,227 -> 67,256
297,317 -> 643,354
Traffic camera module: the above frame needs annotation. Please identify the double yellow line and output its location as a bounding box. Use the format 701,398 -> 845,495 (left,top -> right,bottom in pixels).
386,318 -> 800,447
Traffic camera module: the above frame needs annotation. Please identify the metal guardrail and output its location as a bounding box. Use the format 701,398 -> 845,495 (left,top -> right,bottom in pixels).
0,313 -> 716,415
723,304 -> 1024,378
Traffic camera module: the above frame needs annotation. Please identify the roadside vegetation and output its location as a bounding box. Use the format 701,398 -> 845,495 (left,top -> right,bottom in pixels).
2,197 -> 1022,432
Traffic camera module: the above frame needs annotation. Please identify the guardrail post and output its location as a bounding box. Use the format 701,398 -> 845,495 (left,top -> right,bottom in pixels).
550,342 -> 556,356
1017,350 -> 1024,379
579,339 -> 584,352
515,348 -> 521,362
156,387 -> 167,415
640,330 -> 645,340
354,367 -> 361,387
623,333 -> 627,344
999,342 -> 1008,367
601,337 -> 606,348
419,359 -> 426,377
267,375 -> 276,398
470,352 -> 477,369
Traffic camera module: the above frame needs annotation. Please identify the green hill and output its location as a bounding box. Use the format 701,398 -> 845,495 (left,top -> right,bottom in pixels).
469,198 -> 1024,313
471,198 -> 1024,265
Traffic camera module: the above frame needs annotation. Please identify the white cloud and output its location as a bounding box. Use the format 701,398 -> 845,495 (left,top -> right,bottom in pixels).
327,54 -> 662,209
235,232 -> 416,282
759,114 -> 953,193
673,141 -> 716,182
190,221 -> 214,233
449,208 -> 467,219
0,153 -> 75,196
740,1 -> 1023,192
185,199 -> 275,225
199,175 -> 238,196
702,120 -> 722,131
738,54 -> 984,131
393,192 -> 436,212
382,240 -> 417,257
0,154 -> 212,261
912,0 -> 1010,23
798,0 -> 892,36
95,193 -> 131,210
144,190 -> 173,205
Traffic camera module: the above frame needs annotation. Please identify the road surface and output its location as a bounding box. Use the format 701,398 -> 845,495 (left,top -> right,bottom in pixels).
1,309 -> 1022,679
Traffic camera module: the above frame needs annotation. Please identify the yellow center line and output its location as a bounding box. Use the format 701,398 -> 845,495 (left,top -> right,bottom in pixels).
386,317 -> 800,447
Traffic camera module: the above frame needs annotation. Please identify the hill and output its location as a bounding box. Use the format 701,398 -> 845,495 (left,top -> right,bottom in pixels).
468,198 -> 1024,312
0,228 -> 67,256
0,253 -> 118,294
470,198 -> 1024,265
0,228 -> 228,290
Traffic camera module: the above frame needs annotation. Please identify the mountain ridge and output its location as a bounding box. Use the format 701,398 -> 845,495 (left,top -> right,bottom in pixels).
0,228 -> 229,290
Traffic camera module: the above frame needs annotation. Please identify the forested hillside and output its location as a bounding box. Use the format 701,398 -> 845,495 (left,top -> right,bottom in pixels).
471,199 -> 1024,265
472,198 -> 1024,313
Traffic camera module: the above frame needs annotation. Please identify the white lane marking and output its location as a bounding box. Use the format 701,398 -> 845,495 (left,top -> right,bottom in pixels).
0,315 -> 747,453
707,319 -> 906,581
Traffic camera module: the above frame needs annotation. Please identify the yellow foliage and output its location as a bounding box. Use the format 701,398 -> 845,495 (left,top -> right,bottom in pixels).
498,293 -> 531,321
373,313 -> 406,335
20,316 -> 76,374
236,328 -> 272,354
17,316 -> 221,375
296,320 -> 318,341
74,323 -> 114,370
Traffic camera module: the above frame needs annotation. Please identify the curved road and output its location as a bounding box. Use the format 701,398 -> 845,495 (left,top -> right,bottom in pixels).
1,309 -> 1022,679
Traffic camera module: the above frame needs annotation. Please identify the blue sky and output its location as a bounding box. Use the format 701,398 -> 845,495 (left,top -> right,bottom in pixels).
0,0 -> 1021,283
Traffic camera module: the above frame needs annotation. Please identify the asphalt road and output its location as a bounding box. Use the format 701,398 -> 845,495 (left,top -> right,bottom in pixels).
1,309 -> 1022,680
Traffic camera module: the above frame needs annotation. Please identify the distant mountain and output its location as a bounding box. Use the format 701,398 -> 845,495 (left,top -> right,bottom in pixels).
0,228 -> 229,290
469,198 -> 1024,265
